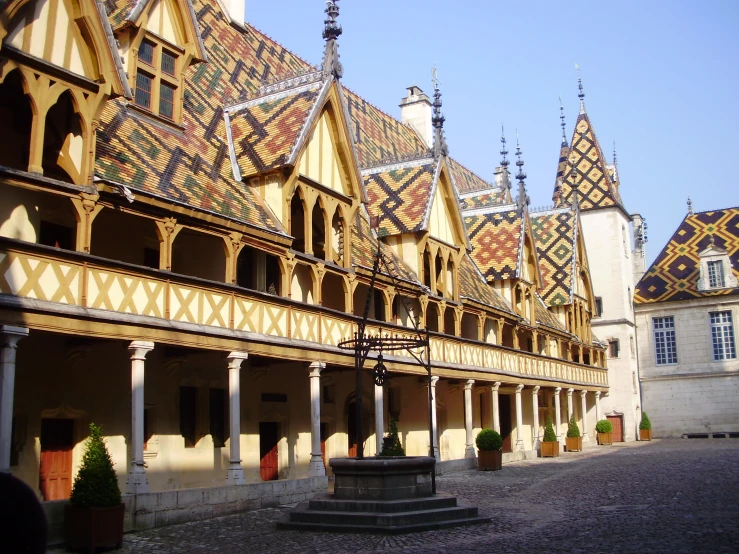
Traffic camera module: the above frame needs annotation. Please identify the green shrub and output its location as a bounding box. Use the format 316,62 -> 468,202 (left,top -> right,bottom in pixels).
475,428 -> 503,451
543,415 -> 557,443
566,414 -> 581,438
69,423 -> 121,508
379,418 -> 405,457
639,412 -> 652,431
595,419 -> 613,434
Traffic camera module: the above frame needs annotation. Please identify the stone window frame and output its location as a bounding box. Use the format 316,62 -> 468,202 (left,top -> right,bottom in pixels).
697,242 -> 737,292
708,309 -> 737,362
653,315 -> 678,366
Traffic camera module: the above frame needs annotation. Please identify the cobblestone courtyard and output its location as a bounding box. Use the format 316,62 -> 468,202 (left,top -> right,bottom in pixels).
59,439 -> 739,553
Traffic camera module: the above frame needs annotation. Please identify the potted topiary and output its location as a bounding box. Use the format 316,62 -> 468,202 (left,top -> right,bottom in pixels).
639,412 -> 652,441
378,418 -> 405,457
475,428 -> 503,471
595,419 -> 613,445
65,423 -> 124,552
565,414 -> 582,452
540,415 -> 559,457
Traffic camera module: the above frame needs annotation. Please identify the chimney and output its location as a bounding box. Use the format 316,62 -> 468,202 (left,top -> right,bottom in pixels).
399,86 -> 432,149
224,0 -> 245,26
493,166 -> 511,191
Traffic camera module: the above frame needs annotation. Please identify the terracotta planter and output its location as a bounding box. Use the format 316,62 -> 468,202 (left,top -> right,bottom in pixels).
477,450 -> 503,471
65,503 -> 124,552
597,432 -> 612,445
540,441 -> 559,457
565,436 -> 583,452
639,429 -> 652,441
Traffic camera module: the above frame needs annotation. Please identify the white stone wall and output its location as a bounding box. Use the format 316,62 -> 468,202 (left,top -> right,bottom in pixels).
636,297 -> 739,437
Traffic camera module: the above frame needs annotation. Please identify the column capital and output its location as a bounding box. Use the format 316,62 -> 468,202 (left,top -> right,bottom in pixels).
0,325 -> 29,348
567,388 -> 574,395
515,384 -> 524,393
309,361 -> 325,377
430,375 -> 440,386
594,391 -> 601,399
531,385 -> 541,394
464,379 -> 475,390
580,389 -> 588,398
554,387 -> 561,395
491,381 -> 501,392
227,351 -> 248,370
128,341 -> 154,360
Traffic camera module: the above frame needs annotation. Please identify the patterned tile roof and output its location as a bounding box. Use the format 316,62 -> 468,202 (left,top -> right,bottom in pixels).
229,81 -> 323,178
635,208 -> 739,304
448,158 -> 491,194
104,0 -> 135,27
96,1 -> 311,232
553,112 -> 622,211
459,188 -> 508,211
552,141 -> 570,205
363,161 -> 436,237
458,254 -> 513,314
535,294 -> 565,331
464,205 -> 523,282
530,208 -> 575,306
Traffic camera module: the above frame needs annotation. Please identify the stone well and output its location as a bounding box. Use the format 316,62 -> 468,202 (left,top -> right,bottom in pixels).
330,456 -> 435,501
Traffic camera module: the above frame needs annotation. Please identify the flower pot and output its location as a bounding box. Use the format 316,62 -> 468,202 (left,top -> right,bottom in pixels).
540,441 -> 559,457
597,432 -> 612,445
565,436 -> 582,452
639,429 -> 652,441
477,450 -> 503,471
65,503 -> 124,552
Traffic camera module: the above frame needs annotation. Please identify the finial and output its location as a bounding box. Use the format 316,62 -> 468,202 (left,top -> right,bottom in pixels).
500,125 -> 509,170
515,131 -> 529,209
322,0 -> 343,79
709,234 -> 715,247
431,65 -> 448,158
559,96 -> 567,145
611,141 -> 619,183
687,196 -> 694,216
576,63 -> 585,114
569,149 -> 580,211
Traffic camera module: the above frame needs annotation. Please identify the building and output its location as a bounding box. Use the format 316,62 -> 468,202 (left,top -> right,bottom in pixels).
635,205 -> 739,437
0,0 -> 623,533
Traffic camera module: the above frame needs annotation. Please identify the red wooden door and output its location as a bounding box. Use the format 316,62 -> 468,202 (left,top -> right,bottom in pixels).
499,395 -> 513,453
608,415 -> 624,442
39,419 -> 74,501
259,422 -> 279,481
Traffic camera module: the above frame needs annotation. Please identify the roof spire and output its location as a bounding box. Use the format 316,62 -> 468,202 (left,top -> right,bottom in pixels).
431,65 -> 448,158
559,96 -> 567,146
569,148 -> 580,212
576,63 -> 585,114
611,141 -> 619,183
515,131 -> 529,209
687,196 -> 694,215
500,125 -> 509,170
322,0 -> 343,80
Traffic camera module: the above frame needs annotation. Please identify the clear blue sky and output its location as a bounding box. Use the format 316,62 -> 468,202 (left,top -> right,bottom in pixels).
247,0 -> 739,265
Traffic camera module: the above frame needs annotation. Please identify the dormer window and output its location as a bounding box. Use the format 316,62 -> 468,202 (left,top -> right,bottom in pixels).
708,261 -> 725,289
133,36 -> 182,124
697,237 -> 737,291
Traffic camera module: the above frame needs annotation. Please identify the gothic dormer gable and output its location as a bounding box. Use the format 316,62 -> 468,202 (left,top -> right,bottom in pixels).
425,160 -> 470,250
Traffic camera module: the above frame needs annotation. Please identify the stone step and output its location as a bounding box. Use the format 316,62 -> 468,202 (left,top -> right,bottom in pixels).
276,515 -> 491,535
307,493 -> 458,513
288,505 -> 479,527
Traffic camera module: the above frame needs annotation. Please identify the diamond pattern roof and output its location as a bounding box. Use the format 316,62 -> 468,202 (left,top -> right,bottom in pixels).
464,206 -> 523,282
530,208 -> 575,306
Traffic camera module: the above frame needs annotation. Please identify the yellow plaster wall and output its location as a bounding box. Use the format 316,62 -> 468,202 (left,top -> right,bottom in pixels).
145,0 -> 183,46
428,181 -> 455,245
0,187 -> 40,243
297,112 -> 348,196
263,175 -> 284,227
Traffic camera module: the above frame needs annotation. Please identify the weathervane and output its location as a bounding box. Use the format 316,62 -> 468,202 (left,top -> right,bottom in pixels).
576,63 -> 586,114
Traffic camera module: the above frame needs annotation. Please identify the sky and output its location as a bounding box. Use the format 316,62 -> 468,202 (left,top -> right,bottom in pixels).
246,0 -> 739,265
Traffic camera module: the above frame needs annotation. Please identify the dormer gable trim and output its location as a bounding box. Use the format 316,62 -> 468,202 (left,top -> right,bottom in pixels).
422,157 -> 472,251
697,240 -> 738,291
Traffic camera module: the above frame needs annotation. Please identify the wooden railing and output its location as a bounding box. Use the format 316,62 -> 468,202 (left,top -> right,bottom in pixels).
0,239 -> 608,387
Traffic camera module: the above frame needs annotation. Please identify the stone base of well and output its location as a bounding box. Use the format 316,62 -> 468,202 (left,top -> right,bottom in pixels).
331,456 -> 435,501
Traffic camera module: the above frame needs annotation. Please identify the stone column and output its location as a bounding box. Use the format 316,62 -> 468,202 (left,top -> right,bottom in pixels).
464,380 -> 475,458
126,341 -> 154,494
0,326 -> 28,473
375,381 -> 384,455
308,362 -> 326,477
580,390 -> 590,442
514,384 -> 525,452
567,388 -> 574,422
225,351 -> 248,484
430,376 -> 440,460
554,387 -> 562,443
531,386 -> 541,450
491,382 -> 501,433
595,391 -> 602,422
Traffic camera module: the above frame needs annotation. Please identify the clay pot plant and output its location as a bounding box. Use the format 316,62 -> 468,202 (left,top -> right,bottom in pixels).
378,417 -> 406,457
65,423 -> 124,552
565,414 -> 583,452
596,419 -> 613,445
475,428 -> 503,471
639,412 -> 652,441
540,415 -> 559,457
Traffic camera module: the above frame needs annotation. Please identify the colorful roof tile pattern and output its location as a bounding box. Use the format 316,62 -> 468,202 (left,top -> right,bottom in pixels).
96,1 -> 311,232
229,83 -> 322,177
635,208 -> 739,304
464,206 -> 523,282
104,0 -> 135,27
530,208 -> 575,306
363,162 -> 436,236
535,295 -> 565,331
448,158 -> 492,194
458,254 -> 513,314
553,112 -> 622,211
459,188 -> 508,211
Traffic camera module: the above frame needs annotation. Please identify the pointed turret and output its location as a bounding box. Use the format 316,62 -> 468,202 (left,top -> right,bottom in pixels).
553,98 -> 570,202
431,66 -> 448,159
322,0 -> 343,80
515,132 -> 529,211
498,126 -> 511,192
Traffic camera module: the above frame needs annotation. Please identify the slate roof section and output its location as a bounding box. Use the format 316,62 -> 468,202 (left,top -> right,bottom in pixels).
464,205 -> 523,282
96,0 -> 311,232
635,208 -> 739,304
554,111 -> 622,211
530,207 -> 576,306
458,254 -> 514,315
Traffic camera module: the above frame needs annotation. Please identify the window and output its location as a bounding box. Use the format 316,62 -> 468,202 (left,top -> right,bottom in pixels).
388,387 -> 402,422
707,261 -> 726,289
710,311 -> 736,361
608,340 -> 620,358
133,36 -> 181,122
630,336 -> 635,357
209,388 -> 227,448
653,316 -> 677,365
595,297 -> 603,317
135,72 -> 153,110
159,82 -> 175,119
179,386 -> 197,447
161,50 -> 176,75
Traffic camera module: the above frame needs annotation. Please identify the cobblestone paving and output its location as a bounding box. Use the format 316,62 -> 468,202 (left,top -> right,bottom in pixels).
58,439 -> 739,553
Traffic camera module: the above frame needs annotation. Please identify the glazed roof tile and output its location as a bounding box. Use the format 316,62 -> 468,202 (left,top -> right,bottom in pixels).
464,205 -> 523,282
635,208 -> 739,304
458,254 -> 514,314
535,294 -> 565,331
530,208 -> 576,306
448,158 -> 492,194
459,188 -> 509,211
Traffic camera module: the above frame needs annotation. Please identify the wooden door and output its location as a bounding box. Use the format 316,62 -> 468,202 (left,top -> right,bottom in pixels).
499,395 -> 513,453
320,422 -> 328,468
259,422 -> 279,481
607,415 -> 624,442
39,418 -> 74,501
